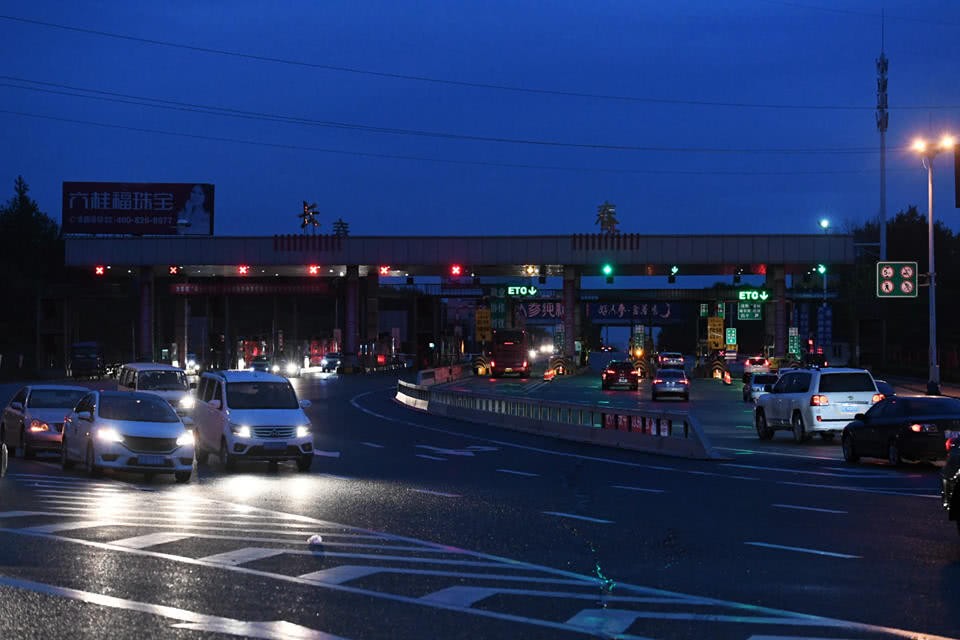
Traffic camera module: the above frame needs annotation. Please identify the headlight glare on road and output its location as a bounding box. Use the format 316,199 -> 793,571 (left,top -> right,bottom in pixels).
176,431 -> 195,447
296,425 -> 310,438
96,428 -> 124,443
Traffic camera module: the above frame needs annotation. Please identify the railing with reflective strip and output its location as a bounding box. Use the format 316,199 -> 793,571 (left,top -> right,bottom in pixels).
395,380 -> 721,459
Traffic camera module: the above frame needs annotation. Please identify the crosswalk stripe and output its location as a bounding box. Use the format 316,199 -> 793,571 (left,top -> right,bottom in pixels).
298,566 -> 381,584
0,511 -> 47,518
110,532 -> 194,549
298,565 -> 594,585
23,520 -> 112,533
200,548 -> 287,565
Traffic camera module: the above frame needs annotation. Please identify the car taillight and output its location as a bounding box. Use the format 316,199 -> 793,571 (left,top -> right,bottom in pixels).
653,378 -> 663,384
489,360 -> 495,368
523,361 -> 528,368
605,369 -> 616,375
947,437 -> 958,452
679,379 -> 689,385
910,423 -> 937,433
810,395 -> 829,406
872,394 -> 883,403
763,359 -> 769,366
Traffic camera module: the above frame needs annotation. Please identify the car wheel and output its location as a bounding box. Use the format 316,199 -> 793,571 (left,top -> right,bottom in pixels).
792,414 -> 807,444
61,437 -> 74,470
220,438 -> 236,472
84,442 -> 101,478
21,428 -> 34,459
841,434 -> 859,463
820,432 -> 835,442
755,411 -> 774,440
174,471 -> 192,484
194,430 -> 209,465
887,441 -> 902,467
3,427 -> 15,458
296,454 -> 313,472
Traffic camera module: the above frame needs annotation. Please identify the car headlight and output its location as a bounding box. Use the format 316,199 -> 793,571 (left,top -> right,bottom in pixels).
285,362 -> 299,375
179,396 -> 195,409
176,431 -> 195,447
296,425 -> 311,438
96,428 -> 124,443
229,423 -> 251,438
271,364 -> 280,373
29,419 -> 50,432
320,359 -> 328,366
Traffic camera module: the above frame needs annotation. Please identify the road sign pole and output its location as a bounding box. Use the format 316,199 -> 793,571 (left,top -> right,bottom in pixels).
927,159 -> 940,393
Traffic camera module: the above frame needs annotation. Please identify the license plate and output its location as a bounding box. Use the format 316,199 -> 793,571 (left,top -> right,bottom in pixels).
504,368 -> 513,372
618,377 -> 627,383
138,454 -> 165,466
840,403 -> 859,414
263,441 -> 286,450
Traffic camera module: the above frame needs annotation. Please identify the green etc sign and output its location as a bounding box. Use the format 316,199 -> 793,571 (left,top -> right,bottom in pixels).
737,288 -> 770,302
507,285 -> 540,297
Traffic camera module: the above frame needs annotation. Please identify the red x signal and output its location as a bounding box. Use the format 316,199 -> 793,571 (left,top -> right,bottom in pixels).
238,265 -> 249,276
450,264 -> 463,277
94,265 -> 105,276
308,264 -> 320,276
168,266 -> 179,275
379,265 -> 390,276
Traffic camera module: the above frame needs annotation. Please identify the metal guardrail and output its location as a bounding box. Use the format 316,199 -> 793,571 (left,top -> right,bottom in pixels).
395,380 -> 721,459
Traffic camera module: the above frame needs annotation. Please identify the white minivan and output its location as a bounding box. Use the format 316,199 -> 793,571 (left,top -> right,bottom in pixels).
192,369 -> 314,472
117,363 -> 195,415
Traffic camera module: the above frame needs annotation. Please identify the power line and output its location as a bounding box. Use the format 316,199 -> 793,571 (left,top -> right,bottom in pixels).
0,109 -> 891,176
0,77 -> 881,155
2,13 -> 956,112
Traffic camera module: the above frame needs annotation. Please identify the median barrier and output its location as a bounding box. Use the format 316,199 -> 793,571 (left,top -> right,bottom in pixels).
415,364 -> 470,387
395,381 -> 722,460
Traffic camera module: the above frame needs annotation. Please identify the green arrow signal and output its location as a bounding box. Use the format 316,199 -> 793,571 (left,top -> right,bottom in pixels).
759,292 -> 769,301
528,286 -> 538,296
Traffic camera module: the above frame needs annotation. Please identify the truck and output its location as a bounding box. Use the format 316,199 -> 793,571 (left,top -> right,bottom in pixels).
489,329 -> 530,378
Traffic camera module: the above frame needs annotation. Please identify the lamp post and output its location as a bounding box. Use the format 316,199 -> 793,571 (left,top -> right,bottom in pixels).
911,134 -> 956,395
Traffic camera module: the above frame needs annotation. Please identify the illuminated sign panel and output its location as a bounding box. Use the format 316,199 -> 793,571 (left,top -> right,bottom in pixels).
737,289 -> 770,301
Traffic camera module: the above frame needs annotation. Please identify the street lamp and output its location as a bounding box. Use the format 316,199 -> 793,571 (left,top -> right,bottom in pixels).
911,134 -> 956,395
819,218 -> 830,233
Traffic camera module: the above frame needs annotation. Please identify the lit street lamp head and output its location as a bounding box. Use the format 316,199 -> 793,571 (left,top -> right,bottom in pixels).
912,135 -> 956,157
819,218 -> 830,232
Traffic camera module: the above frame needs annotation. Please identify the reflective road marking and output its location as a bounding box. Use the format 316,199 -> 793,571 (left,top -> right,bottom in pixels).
542,511 -> 613,524
772,504 -> 847,515
496,469 -> 539,477
611,485 -> 665,494
744,542 -> 860,559
110,532 -> 194,549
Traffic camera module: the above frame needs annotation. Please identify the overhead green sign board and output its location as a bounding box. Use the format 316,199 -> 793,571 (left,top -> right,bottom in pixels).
737,302 -> 762,321
506,285 -> 540,297
737,288 -> 770,301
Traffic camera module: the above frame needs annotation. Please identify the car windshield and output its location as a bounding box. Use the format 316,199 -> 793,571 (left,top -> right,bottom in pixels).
27,389 -> 88,409
138,370 -> 189,391
99,395 -> 179,422
748,358 -> 766,365
753,374 -> 778,384
817,372 -> 876,393
226,382 -> 299,409
659,369 -> 685,379
904,397 -> 960,416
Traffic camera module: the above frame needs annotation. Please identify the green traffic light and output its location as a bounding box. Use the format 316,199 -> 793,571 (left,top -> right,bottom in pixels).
602,264 -> 613,276
817,264 -> 826,275
670,265 -> 679,276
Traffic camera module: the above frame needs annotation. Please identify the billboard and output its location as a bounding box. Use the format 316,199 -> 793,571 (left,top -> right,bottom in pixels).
62,182 -> 215,235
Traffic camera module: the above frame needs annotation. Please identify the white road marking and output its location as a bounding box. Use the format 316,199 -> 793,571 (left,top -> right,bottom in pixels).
0,511 -> 47,518
410,489 -> 461,498
465,445 -> 499,452
496,469 -> 539,477
299,566 -> 381,584
772,504 -> 847,515
778,480 -> 938,498
110,532 -> 193,549
22,520 -> 111,533
416,445 -> 475,457
415,454 -> 446,461
313,450 -> 341,457
419,586 -> 499,607
0,574 -> 345,640
566,609 -> 653,636
744,542 -> 860,559
611,485 -> 665,494
717,447 -> 836,461
201,548 -> 287,565
360,442 -> 384,448
542,511 -> 613,524
724,463 -> 891,478
421,585 -> 713,606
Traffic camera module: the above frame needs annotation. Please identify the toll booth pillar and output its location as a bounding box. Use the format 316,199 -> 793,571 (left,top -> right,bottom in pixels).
767,266 -> 787,358
345,265 -> 360,358
365,270 -> 379,343
138,267 -> 154,361
175,295 -> 190,368
562,267 -> 580,359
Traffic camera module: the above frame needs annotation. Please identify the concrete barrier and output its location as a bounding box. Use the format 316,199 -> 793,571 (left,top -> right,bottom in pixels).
395,382 -> 723,460
415,364 -> 469,387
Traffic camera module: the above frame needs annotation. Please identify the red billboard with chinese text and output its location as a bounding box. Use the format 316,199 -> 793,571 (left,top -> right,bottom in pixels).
62,182 -> 215,235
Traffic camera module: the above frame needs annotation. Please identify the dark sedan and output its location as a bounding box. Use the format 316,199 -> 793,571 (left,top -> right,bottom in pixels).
943,437 -> 960,535
841,395 -> 960,466
601,360 -> 639,391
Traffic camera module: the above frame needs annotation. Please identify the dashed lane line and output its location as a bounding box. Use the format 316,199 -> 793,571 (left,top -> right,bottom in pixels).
744,542 -> 861,559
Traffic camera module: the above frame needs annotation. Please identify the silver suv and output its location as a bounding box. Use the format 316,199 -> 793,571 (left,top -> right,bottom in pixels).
754,367 -> 882,443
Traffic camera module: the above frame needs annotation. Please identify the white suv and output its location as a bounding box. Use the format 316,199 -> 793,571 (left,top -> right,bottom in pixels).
192,370 -> 314,471
754,367 -> 882,443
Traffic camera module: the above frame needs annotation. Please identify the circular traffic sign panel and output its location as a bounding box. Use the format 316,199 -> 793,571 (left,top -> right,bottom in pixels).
901,280 -> 914,294
900,265 -> 914,279
881,280 -> 895,294
881,265 -> 894,279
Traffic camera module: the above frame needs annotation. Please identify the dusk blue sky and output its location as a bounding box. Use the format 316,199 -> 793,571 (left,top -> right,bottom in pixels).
2,1 -> 959,238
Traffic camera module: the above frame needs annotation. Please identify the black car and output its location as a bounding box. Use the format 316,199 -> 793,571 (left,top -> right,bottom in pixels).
874,379 -> 896,398
841,395 -> 960,466
601,360 -> 639,391
942,437 -> 960,535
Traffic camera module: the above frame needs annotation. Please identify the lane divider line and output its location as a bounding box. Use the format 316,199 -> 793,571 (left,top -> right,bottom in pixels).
744,542 -> 860,559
